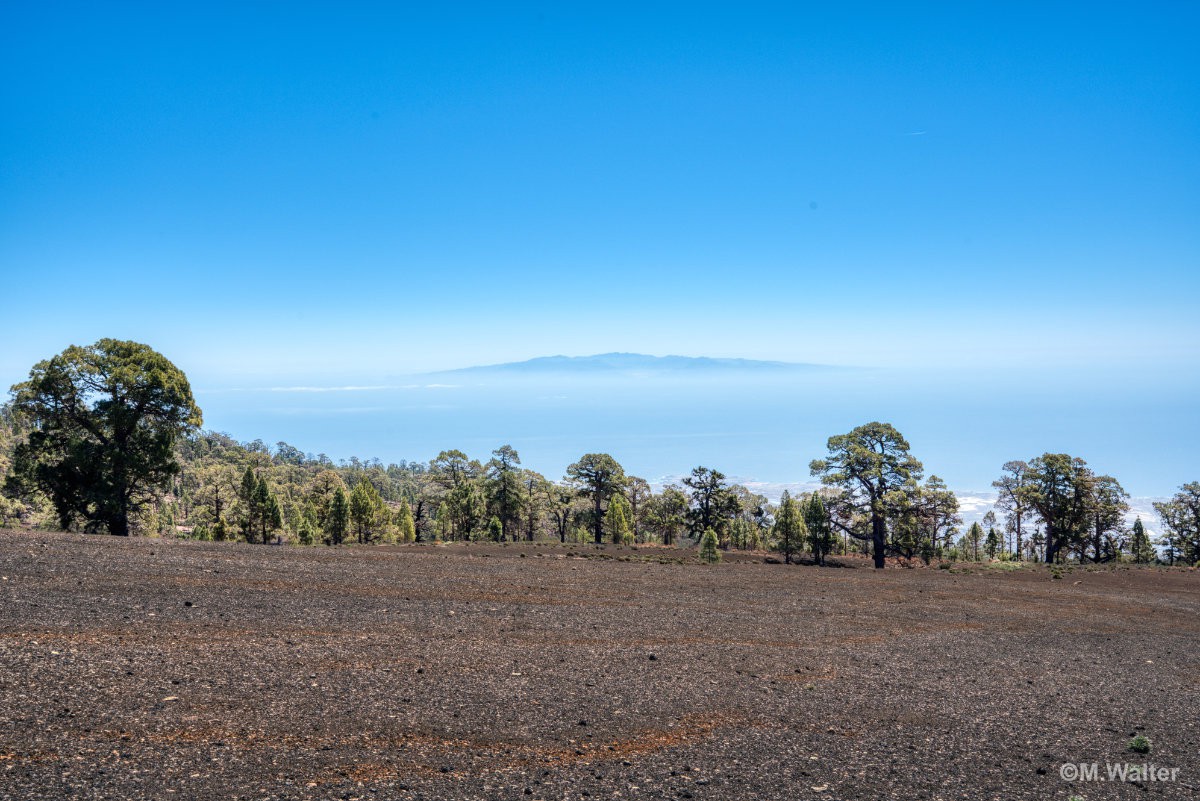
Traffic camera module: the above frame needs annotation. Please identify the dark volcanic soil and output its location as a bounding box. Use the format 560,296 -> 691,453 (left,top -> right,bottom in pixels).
1,532 -> 1197,801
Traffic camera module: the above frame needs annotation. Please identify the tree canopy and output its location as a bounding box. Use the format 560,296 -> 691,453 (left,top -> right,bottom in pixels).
8,340 -> 202,535
1154,482 -> 1200,565
565,453 -> 626,544
810,421 -> 924,568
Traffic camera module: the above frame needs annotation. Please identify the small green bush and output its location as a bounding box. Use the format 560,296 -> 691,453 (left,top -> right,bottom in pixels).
1128,735 -> 1151,753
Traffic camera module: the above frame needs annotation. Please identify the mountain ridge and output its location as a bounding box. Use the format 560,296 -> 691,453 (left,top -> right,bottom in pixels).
434,352 -> 832,374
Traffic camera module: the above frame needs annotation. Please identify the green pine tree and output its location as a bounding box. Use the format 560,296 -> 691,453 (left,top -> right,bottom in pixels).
327,486 -> 349,545
487,515 -> 503,542
698,527 -> 721,564
804,492 -> 835,565
984,527 -> 1002,560
435,501 -> 451,542
161,503 -> 176,536
296,503 -> 319,546
966,521 -> 984,561
394,501 -> 416,543
262,491 -> 283,543
253,477 -> 273,543
239,466 -> 259,541
605,493 -> 634,544
773,490 -> 805,564
1130,517 -> 1155,564
349,478 -> 384,544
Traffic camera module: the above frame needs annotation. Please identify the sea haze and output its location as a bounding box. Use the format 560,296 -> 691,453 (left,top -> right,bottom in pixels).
196,355 -> 1198,499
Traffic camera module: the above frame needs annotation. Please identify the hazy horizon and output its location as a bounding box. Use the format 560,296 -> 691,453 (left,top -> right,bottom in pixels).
166,353 -> 1197,501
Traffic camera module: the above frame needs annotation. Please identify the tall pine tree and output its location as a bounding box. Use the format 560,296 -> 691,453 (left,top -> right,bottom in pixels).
804,492 -> 835,566
773,491 -> 805,564
604,493 -> 633,544
1130,517 -> 1155,564
394,501 -> 416,543
327,486 -> 349,545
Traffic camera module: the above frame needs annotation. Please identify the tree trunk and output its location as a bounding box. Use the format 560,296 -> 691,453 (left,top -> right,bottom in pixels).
871,512 -> 886,569
1044,527 -> 1058,563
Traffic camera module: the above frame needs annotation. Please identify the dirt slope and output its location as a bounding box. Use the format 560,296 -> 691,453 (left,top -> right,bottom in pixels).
1,531 -> 1197,800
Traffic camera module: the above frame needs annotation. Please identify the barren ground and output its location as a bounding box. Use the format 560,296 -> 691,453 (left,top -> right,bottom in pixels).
1,531 -> 1197,800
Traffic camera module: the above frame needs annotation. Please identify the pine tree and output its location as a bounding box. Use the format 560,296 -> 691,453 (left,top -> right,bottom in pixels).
239,466 -> 259,541
1153,484 -> 1199,565
810,422 -> 924,569
9,339 -> 202,536
327,486 -> 349,545
773,491 -> 805,564
394,501 -> 416,543
487,515 -> 503,542
698,528 -> 721,564
486,445 -> 523,542
253,477 -> 273,544
984,527 -> 1002,560
1130,517 -> 1155,564
263,490 -> 283,543
604,493 -> 633,544
296,503 -> 319,546
804,492 -> 834,566
349,478 -> 384,544
435,501 -> 451,542
565,453 -> 627,544
966,521 -> 984,561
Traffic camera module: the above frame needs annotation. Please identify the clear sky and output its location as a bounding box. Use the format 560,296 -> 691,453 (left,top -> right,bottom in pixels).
2,6 -> 1198,386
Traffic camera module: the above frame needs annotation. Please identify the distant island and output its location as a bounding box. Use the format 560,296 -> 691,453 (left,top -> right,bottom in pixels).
434,352 -> 834,375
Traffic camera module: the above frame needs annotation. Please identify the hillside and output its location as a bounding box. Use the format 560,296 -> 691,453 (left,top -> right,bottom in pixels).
2,530 -> 1197,800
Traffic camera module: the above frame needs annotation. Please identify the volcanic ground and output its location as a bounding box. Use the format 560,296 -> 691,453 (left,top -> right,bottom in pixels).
0,531 -> 1197,800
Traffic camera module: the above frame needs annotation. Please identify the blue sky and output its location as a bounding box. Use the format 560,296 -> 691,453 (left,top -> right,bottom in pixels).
2,3 -> 1198,491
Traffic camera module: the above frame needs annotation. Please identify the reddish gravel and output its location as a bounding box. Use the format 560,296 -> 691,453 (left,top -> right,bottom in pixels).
1,530 -> 1197,800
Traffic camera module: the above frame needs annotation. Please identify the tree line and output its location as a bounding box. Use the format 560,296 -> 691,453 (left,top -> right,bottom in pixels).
2,340 -> 1197,567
